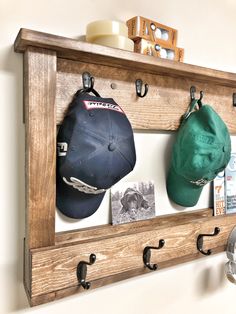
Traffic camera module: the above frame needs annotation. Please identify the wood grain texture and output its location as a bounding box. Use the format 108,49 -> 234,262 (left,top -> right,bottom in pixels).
15,28 -> 236,307
28,246 -> 224,306
15,28 -> 236,87
24,47 -> 56,249
55,208 -> 213,245
29,213 -> 236,298
56,59 -> 236,132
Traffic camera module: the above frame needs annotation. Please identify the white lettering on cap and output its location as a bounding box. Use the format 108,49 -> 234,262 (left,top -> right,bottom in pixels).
57,142 -> 68,156
190,178 -> 210,186
83,100 -> 124,113
63,177 -> 107,194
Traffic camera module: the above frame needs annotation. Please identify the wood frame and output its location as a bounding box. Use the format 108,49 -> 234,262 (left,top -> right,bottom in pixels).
14,28 -> 236,306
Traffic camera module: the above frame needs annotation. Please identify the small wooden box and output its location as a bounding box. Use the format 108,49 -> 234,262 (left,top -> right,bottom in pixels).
134,38 -> 184,62
127,16 -> 178,47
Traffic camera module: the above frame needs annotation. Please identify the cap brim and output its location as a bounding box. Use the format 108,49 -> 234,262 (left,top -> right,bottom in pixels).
56,174 -> 105,219
167,168 -> 203,207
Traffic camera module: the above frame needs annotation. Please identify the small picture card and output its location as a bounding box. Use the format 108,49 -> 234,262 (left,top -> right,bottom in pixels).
111,180 -> 155,225
225,153 -> 236,214
213,171 -> 225,215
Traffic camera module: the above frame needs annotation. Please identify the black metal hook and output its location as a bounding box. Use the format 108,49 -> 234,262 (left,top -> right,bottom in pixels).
77,253 -> 96,289
78,72 -> 100,97
190,85 -> 196,101
82,72 -> 94,90
197,90 -> 204,107
197,227 -> 220,256
135,79 -> 149,98
233,93 -> 236,107
143,239 -> 165,271
190,86 -> 204,105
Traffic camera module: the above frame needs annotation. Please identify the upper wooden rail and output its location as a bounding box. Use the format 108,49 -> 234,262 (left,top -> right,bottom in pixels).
14,28 -> 236,87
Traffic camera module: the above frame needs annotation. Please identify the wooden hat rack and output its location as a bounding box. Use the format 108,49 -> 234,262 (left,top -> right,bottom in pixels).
14,28 -> 236,307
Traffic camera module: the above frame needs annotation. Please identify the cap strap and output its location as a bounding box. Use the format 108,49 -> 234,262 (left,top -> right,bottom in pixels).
63,177 -> 106,194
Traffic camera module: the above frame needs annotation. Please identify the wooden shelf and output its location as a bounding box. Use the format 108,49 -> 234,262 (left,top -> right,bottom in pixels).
55,208 -> 213,245
14,28 -> 236,307
15,28 -> 236,133
15,28 -> 236,87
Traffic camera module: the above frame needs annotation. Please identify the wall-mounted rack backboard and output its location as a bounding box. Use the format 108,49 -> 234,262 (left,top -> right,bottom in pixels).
14,28 -> 236,307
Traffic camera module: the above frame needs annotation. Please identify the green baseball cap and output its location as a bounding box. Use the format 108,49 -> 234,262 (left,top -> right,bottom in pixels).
167,100 -> 231,207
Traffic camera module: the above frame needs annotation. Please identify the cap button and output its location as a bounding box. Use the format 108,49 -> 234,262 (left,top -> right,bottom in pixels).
108,143 -> 116,151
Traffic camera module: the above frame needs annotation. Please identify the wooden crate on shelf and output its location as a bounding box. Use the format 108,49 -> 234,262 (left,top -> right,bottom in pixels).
126,16 -> 178,47
134,38 -> 184,61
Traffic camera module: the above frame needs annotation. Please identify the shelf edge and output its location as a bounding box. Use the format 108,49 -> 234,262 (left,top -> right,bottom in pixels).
14,28 -> 236,87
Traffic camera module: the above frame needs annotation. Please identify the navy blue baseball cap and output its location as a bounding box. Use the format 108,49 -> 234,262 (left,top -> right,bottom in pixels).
56,92 -> 136,219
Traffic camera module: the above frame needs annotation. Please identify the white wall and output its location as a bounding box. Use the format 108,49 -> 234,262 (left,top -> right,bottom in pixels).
1,0 -> 236,313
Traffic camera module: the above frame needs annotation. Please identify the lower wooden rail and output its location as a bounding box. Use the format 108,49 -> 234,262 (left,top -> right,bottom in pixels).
24,209 -> 236,306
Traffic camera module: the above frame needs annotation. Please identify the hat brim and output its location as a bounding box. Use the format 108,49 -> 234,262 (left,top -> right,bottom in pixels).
167,168 -> 203,207
56,174 -> 105,219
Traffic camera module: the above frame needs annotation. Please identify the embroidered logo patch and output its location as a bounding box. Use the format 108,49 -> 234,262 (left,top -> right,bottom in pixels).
57,142 -> 68,156
83,100 -> 124,113
190,178 -> 209,186
63,177 -> 107,194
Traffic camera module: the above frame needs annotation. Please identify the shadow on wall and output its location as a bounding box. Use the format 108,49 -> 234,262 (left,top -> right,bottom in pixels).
0,44 -> 29,312
194,259 -> 227,297
162,130 -> 188,211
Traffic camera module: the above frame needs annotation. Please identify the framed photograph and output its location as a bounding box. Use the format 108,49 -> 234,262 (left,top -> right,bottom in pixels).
111,180 -> 155,225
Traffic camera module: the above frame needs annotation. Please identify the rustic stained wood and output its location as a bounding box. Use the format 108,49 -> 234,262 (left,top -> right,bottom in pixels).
15,29 -> 236,132
28,246 -> 224,307
14,29 -> 236,87
14,28 -> 236,307
55,208 -> 213,245
56,58 -> 236,132
29,212 -> 236,301
24,47 -> 56,249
